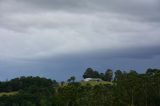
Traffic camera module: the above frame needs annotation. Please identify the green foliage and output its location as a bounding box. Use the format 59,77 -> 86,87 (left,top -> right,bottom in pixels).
104,69 -> 113,81
83,68 -> 99,78
0,68 -> 160,106
0,76 -> 57,106
67,76 -> 76,83
0,76 -> 56,92
83,68 -> 113,82
56,82 -> 113,106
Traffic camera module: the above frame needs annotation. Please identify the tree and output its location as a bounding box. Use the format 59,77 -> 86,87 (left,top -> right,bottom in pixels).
67,76 -> 76,83
99,73 -> 105,80
92,71 -> 99,78
146,68 -> 160,75
60,81 -> 65,86
114,70 -> 122,81
104,69 -> 113,82
67,79 -> 71,83
83,68 -> 94,78
70,76 -> 76,82
83,68 -> 100,79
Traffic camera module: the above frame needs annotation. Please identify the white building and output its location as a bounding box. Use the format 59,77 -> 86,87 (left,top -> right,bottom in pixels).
83,78 -> 103,82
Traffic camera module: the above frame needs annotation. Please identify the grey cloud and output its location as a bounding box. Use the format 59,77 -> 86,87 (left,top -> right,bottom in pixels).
0,0 -> 160,60
1,0 -> 159,22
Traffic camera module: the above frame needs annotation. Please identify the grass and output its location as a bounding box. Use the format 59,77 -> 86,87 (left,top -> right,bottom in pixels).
81,81 -> 112,86
0,92 -> 18,97
59,81 -> 112,87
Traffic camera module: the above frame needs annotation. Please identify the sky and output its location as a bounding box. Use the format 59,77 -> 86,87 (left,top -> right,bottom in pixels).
0,0 -> 160,81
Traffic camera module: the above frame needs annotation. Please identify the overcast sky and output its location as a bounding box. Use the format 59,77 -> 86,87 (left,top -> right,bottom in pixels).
0,0 -> 160,81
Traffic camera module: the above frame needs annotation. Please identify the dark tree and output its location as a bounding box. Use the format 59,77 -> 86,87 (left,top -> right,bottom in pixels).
104,69 -> 113,82
70,76 -> 76,82
83,68 -> 100,79
83,68 -> 94,78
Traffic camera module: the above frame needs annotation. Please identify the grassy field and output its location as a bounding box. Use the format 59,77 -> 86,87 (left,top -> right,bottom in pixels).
59,81 -> 112,87
0,92 -> 18,97
81,81 -> 112,86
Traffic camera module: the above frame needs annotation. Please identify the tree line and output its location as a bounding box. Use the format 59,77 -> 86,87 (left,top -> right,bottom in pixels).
0,76 -> 57,92
0,68 -> 160,106
83,68 -> 113,81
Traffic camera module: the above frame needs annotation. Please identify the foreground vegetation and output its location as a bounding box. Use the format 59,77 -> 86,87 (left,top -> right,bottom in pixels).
0,92 -> 18,97
0,68 -> 160,106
